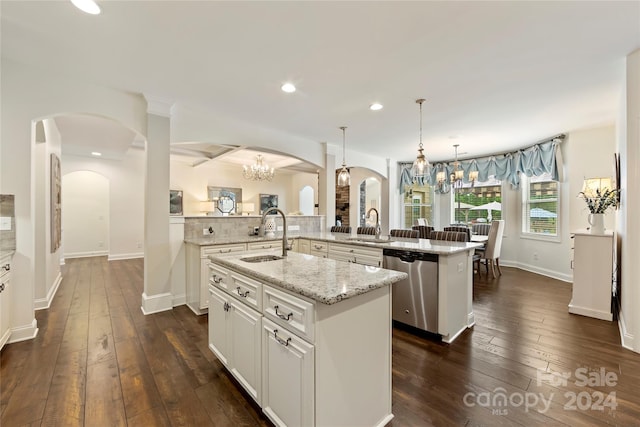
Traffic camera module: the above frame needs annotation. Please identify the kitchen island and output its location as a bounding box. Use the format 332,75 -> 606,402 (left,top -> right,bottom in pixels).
207,250 -> 406,427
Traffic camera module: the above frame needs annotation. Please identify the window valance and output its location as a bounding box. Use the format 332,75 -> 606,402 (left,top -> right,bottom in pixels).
399,135 -> 564,192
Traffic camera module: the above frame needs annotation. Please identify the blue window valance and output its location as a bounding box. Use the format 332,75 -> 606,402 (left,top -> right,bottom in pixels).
399,135 -> 564,192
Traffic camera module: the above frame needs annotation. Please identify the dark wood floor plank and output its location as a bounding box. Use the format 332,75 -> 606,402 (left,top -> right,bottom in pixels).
40,348 -> 87,426
3,258 -> 640,427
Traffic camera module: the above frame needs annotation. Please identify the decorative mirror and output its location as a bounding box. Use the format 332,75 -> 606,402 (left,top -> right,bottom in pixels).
207,186 -> 243,216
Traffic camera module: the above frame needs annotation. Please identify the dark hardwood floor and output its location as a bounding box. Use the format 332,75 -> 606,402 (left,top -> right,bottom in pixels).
2,257 -> 639,426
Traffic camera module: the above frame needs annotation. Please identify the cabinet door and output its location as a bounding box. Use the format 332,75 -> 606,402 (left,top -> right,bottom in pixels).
0,272 -> 10,349
262,318 -> 314,427
208,286 -> 231,366
229,301 -> 262,404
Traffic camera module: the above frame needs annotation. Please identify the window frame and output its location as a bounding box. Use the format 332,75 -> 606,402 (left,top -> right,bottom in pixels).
401,183 -> 434,228
520,173 -> 561,242
451,176 -> 504,227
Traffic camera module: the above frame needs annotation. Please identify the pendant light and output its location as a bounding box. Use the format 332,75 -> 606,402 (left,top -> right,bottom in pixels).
411,99 -> 430,182
337,126 -> 351,186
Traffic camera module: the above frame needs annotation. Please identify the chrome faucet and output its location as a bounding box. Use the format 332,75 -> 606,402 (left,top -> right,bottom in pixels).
366,207 -> 381,238
261,207 -> 288,257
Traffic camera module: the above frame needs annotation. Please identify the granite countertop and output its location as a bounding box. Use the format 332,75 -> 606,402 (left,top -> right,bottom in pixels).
209,250 -> 407,305
187,232 -> 482,255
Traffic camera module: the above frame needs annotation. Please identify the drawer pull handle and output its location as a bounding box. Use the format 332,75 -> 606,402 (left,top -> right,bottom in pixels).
219,248 -> 232,253
236,287 -> 249,298
223,302 -> 230,312
313,245 -> 323,249
0,283 -> 4,292
273,329 -> 291,347
212,274 -> 223,284
2,264 -> 9,271
274,305 -> 293,321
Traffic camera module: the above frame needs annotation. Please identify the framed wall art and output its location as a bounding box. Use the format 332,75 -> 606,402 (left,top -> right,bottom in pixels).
260,194 -> 278,214
170,190 -> 183,216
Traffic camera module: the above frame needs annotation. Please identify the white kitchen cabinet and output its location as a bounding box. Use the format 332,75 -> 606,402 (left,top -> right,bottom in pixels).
309,240 -> 328,258
293,238 -> 310,254
186,242 -> 246,314
0,257 -> 12,350
262,317 -> 314,427
208,285 -> 262,404
208,257 -> 394,427
569,231 -> 614,321
328,242 -> 383,267
248,241 -> 280,251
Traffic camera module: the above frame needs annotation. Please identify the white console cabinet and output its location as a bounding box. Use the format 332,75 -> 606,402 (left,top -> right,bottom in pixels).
569,231 -> 614,321
0,255 -> 12,350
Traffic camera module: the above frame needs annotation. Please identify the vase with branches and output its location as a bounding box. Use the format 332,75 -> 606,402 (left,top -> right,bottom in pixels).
578,187 -> 618,213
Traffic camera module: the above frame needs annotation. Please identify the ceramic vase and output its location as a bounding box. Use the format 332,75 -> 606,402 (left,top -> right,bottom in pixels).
588,213 -> 605,234
264,216 -> 276,237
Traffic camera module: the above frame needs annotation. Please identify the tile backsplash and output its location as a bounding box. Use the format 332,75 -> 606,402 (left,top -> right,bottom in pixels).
184,215 -> 324,240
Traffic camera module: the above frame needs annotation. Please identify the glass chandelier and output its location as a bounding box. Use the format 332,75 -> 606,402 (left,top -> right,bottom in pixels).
337,126 -> 351,186
243,154 -> 275,181
411,99 -> 430,183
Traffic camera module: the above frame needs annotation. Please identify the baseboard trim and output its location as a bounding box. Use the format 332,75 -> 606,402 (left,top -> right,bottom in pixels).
64,250 -> 109,259
8,319 -> 39,343
568,303 -> 613,321
500,259 -> 572,283
141,292 -> 173,315
618,310 -> 635,351
35,272 -> 62,310
172,293 -> 186,307
108,252 -> 144,261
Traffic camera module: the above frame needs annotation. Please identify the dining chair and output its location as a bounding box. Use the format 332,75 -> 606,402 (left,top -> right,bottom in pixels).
356,226 -> 377,235
429,230 -> 469,242
411,225 -> 434,239
472,223 -> 491,236
444,225 -> 471,242
330,226 -> 352,233
390,229 -> 419,238
473,220 -> 505,278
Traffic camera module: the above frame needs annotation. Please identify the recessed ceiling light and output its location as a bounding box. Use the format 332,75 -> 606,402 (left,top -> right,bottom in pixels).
369,103 -> 383,111
281,83 -> 296,93
91,151 -> 102,157
70,0 -> 101,15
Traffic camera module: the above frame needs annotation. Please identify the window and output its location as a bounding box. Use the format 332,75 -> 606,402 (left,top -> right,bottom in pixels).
402,183 -> 433,228
453,176 -> 502,225
522,172 -> 559,237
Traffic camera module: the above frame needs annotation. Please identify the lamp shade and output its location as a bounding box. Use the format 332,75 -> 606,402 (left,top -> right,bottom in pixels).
200,201 -> 216,213
242,202 -> 255,214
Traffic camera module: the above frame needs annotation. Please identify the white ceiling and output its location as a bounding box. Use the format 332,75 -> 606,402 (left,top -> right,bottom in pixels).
2,1 -> 639,167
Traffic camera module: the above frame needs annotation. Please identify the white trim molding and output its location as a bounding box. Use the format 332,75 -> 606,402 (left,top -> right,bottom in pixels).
8,319 -> 39,344
108,252 -> 144,261
618,310 -> 635,351
35,272 -> 62,310
500,259 -> 572,283
64,250 -> 108,259
141,291 -> 173,315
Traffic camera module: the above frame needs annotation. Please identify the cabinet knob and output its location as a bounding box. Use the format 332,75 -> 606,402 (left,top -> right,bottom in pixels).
1,264 -> 9,272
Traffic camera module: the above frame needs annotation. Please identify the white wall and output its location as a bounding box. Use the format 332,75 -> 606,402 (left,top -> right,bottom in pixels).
62,150 -> 145,260
170,159 -> 318,216
62,171 -> 109,258
33,118 -> 63,309
619,48 -> 640,352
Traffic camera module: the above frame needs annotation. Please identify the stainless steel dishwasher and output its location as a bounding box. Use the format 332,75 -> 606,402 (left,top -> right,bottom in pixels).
383,249 -> 439,334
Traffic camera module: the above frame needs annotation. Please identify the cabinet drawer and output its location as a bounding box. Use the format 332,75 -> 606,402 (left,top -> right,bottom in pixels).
202,244 -> 246,257
209,263 -> 233,293
230,273 -> 262,311
248,241 -> 281,251
263,285 -> 314,342
297,239 -> 310,254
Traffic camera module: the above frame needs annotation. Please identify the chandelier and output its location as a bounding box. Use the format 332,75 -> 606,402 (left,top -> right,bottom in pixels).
243,154 -> 275,181
411,98 -> 430,183
435,144 -> 478,194
337,126 -> 351,186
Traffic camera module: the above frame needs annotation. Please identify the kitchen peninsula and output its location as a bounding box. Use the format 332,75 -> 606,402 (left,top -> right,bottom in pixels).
208,250 -> 407,427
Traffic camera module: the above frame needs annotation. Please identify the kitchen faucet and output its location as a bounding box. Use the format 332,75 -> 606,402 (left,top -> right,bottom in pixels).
261,207 -> 288,257
366,207 -> 381,238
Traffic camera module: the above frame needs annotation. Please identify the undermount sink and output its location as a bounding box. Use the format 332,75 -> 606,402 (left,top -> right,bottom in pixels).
240,255 -> 283,263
